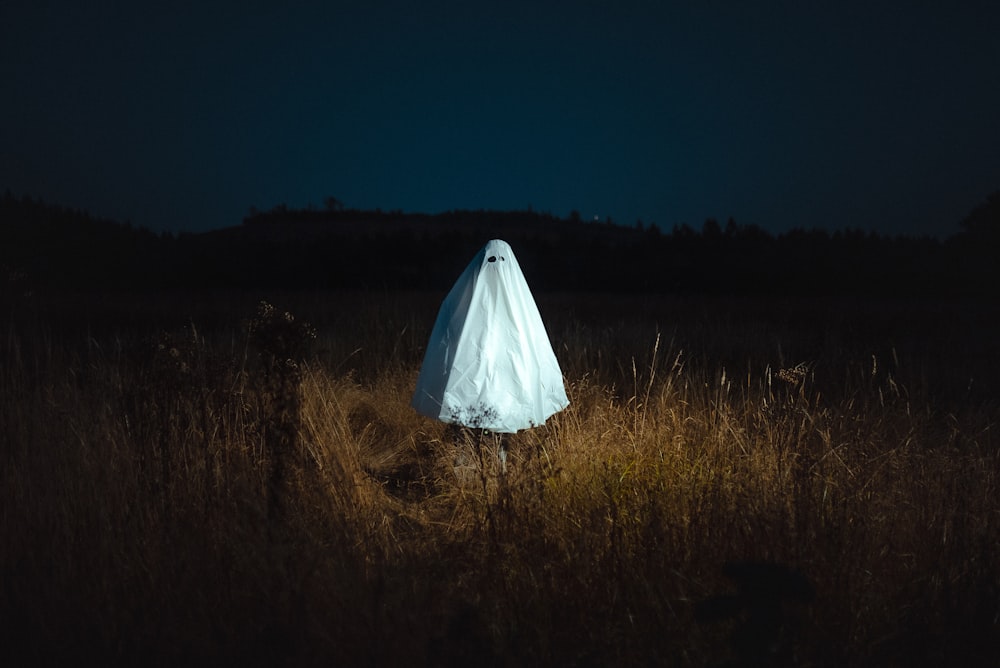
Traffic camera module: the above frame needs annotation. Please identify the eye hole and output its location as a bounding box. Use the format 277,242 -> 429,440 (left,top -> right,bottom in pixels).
487,256 -> 497,263
501,256 -> 505,261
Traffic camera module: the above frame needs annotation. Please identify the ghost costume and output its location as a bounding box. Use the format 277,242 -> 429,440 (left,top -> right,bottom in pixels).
412,239 -> 569,433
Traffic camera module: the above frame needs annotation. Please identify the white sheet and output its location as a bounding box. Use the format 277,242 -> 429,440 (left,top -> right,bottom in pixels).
412,239 -> 569,432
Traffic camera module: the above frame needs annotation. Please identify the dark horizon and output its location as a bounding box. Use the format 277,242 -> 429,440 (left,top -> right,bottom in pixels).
4,183 -> 998,240
3,190 -> 997,299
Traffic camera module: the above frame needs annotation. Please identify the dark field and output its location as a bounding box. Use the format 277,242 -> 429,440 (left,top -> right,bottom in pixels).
2,289 -> 999,666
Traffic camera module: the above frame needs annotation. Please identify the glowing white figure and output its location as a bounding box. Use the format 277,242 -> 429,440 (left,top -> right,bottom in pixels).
412,239 -> 569,433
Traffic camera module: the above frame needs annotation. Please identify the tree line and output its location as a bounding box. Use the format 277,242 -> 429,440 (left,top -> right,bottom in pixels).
2,190 -> 997,297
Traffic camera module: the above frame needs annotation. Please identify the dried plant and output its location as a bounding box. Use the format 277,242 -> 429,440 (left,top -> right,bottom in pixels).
2,292 -> 998,666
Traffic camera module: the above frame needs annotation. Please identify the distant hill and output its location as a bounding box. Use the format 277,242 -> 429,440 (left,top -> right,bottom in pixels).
2,192 -> 996,296
0,192 -> 174,291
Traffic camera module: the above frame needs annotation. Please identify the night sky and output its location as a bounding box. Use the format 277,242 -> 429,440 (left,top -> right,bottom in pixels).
3,1 -> 999,238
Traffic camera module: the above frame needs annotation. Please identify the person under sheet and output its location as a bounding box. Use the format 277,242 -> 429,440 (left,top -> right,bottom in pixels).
412,239 -> 568,433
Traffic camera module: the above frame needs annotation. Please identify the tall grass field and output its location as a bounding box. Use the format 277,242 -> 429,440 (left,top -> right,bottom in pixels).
2,289 -> 998,666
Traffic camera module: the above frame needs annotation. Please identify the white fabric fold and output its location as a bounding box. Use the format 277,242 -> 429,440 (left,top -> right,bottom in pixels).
412,239 -> 569,432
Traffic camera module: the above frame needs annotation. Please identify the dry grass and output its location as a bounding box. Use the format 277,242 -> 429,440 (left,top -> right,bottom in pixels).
2,290 -> 998,666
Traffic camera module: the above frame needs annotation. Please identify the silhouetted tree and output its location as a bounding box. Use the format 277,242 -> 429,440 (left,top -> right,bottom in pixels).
958,190 -> 1000,243
702,217 -> 722,239
671,223 -> 696,240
